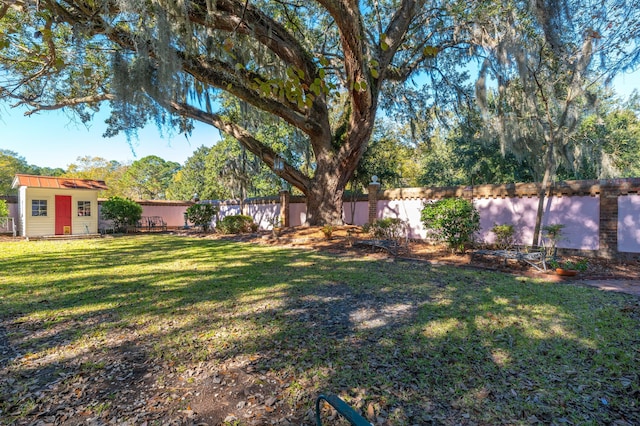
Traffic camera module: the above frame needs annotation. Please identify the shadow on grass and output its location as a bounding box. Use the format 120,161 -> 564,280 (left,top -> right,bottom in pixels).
0,235 -> 639,425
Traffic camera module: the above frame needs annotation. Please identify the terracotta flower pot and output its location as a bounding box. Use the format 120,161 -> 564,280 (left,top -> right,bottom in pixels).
556,268 -> 578,277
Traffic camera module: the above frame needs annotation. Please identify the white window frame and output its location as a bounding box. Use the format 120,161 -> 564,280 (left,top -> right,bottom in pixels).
31,199 -> 48,217
77,201 -> 92,217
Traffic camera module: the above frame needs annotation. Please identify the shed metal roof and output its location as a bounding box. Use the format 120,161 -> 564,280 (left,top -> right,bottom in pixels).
12,174 -> 108,191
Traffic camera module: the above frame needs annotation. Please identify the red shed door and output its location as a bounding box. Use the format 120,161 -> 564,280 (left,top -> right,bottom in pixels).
55,195 -> 72,235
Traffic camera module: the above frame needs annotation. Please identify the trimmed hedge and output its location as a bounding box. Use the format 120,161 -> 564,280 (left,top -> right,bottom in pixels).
217,214 -> 258,234
421,198 -> 480,253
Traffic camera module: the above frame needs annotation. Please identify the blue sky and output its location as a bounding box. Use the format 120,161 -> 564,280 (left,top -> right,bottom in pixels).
0,106 -> 221,169
1,70 -> 639,170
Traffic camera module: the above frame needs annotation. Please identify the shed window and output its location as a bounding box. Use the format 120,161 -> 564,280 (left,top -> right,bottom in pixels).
77,201 -> 91,217
32,200 -> 47,216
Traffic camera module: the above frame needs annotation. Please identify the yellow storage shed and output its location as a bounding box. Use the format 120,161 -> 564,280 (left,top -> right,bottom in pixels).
12,174 -> 108,238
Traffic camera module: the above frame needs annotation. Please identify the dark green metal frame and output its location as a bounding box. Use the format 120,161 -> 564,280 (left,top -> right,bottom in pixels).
315,394 -> 372,426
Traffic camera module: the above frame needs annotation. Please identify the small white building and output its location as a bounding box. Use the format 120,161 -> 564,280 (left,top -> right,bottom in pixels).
12,174 -> 108,238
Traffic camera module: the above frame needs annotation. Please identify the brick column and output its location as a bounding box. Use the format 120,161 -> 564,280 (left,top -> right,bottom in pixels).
368,176 -> 381,224
599,182 -> 618,258
279,190 -> 290,227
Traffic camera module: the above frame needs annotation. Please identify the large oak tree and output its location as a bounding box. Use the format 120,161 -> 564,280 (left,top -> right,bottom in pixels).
0,0 -> 463,224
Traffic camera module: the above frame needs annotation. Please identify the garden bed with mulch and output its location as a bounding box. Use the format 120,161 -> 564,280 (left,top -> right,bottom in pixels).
196,226 -> 640,281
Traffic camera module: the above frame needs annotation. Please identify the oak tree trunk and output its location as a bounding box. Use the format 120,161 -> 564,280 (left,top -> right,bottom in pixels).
305,173 -> 345,226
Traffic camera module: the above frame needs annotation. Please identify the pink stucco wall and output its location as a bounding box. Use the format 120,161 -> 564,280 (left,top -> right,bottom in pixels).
8,202 -> 18,218
97,203 -> 191,229
619,194 -> 640,253
343,200 -> 368,225
373,195 -> 599,248
246,203 -> 279,230
0,203 -> 18,234
377,199 -> 427,239
5,188 -> 637,253
217,204 -> 242,220
542,196 -> 600,250
197,202 -> 279,230
289,203 -> 307,227
475,196 -> 599,250
139,204 -> 189,227
475,197 -> 538,245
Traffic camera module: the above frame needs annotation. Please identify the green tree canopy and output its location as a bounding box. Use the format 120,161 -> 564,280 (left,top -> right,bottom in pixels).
122,155 -> 181,200
2,1 -> 639,224
471,0 -> 640,244
564,94 -> 640,179
166,146 -> 210,201
203,136 -> 282,200
64,156 -> 128,197
0,150 -> 26,196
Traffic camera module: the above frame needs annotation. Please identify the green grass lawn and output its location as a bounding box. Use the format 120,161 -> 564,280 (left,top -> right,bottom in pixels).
1,235 -> 639,425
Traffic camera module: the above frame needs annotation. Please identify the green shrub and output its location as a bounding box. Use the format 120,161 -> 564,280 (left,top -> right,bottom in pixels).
216,214 -> 258,234
0,199 -> 9,230
321,225 -> 335,240
365,218 -> 407,242
421,198 -> 480,253
549,258 -> 588,272
0,199 -> 8,217
186,203 -> 218,232
491,223 -> 515,249
100,196 -> 143,232
571,258 -> 589,272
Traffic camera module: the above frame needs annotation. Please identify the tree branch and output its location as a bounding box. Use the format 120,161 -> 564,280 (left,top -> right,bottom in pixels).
167,100 -> 312,193
379,0 -> 421,68
52,1 -> 332,141
315,0 -> 370,104
178,53 -> 325,136
21,93 -> 115,116
189,0 -> 319,85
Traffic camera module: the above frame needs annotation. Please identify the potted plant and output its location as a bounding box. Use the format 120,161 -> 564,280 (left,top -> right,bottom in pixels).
549,258 -> 588,276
